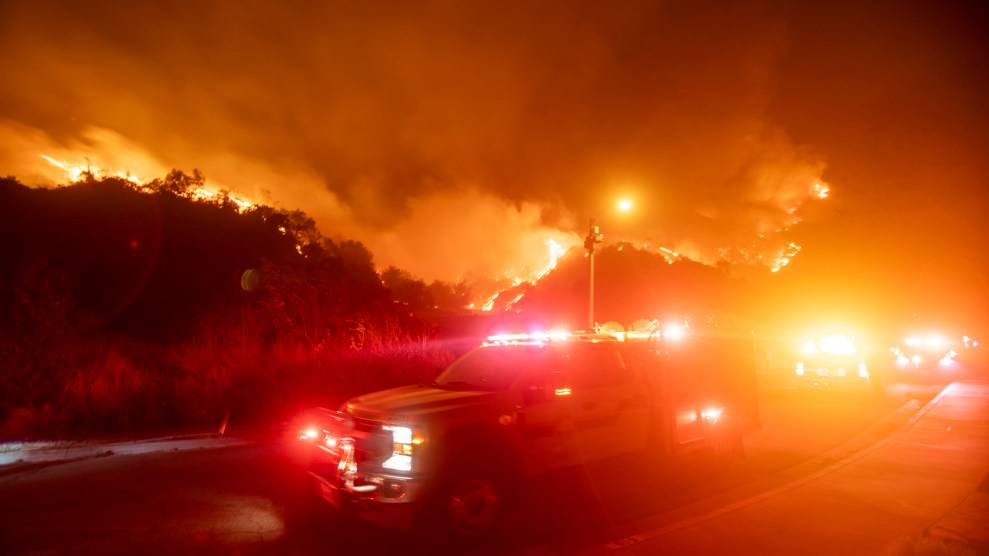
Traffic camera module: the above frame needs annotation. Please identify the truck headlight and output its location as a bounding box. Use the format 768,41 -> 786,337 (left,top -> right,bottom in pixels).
939,351 -> 957,366
701,406 -> 724,423
382,425 -> 424,472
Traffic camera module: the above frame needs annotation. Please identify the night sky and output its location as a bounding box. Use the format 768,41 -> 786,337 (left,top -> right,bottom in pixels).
1,0 -> 987,332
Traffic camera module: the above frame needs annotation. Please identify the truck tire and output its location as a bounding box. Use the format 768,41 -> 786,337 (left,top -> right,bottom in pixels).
705,414 -> 744,465
427,454 -> 513,545
442,472 -> 503,539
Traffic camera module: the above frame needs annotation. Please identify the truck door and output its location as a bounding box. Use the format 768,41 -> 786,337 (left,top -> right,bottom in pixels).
566,344 -> 650,463
667,346 -> 706,446
516,351 -> 578,474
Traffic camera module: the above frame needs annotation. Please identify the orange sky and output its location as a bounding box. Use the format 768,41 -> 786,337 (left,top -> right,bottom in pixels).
1,0 -> 986,332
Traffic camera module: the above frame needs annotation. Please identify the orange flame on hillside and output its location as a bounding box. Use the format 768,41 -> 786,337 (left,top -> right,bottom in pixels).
772,242 -> 802,273
40,154 -> 257,213
480,237 -> 572,311
40,154 -> 143,186
38,152 -> 830,314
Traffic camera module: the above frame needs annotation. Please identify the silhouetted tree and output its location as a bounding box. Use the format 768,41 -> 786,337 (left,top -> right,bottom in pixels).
382,266 -> 433,314
148,169 -> 206,197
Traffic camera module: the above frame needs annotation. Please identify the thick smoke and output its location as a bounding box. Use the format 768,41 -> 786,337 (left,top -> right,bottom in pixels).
0,1 -> 878,280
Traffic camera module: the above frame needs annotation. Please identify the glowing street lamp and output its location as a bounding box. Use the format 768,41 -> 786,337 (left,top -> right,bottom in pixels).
586,199 -> 632,329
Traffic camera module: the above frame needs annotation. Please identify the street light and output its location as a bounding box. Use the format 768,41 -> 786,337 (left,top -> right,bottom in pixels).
585,199 -> 632,329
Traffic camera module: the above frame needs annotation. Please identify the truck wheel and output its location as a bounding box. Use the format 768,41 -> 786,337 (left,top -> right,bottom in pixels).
431,463 -> 508,544
706,416 -> 744,465
444,476 -> 501,537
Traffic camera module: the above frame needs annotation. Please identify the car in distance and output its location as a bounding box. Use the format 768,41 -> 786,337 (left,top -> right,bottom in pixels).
794,330 -> 872,391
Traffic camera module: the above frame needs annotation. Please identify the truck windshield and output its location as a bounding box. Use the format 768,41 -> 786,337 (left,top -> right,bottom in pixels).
433,345 -> 544,392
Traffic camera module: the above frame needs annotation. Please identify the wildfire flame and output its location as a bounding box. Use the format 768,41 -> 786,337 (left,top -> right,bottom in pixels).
40,154 -> 143,186
188,186 -> 255,212
39,152 -> 831,314
40,154 -> 256,213
480,238 -> 573,311
771,242 -> 802,272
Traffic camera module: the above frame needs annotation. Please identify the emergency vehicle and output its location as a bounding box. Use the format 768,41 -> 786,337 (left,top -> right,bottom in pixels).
890,332 -> 979,379
794,331 -> 872,390
296,318 -> 759,541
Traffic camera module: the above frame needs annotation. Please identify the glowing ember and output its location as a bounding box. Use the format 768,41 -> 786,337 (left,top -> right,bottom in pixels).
814,182 -> 830,199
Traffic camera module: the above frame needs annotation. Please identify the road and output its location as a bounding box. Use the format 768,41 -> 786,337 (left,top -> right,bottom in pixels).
0,376 -> 949,555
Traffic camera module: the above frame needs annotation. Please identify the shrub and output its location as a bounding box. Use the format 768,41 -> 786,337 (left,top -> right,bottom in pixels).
0,260 -> 103,439
59,344 -> 163,436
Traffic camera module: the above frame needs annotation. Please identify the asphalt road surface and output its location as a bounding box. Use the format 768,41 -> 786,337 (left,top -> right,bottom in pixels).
0,376 -> 949,555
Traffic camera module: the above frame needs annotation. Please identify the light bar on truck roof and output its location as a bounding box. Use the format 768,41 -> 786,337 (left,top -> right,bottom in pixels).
485,318 -> 690,346
905,335 -> 945,347
803,334 -> 858,355
484,330 -> 572,345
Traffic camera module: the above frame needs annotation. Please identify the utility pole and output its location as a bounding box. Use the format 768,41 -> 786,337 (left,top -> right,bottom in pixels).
584,217 -> 603,329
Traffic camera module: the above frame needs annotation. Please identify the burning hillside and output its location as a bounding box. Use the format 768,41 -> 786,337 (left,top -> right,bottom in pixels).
31,152 -> 831,316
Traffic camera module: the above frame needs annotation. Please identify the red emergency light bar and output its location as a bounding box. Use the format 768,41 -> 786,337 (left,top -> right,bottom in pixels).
484,319 -> 689,346
484,331 -> 573,345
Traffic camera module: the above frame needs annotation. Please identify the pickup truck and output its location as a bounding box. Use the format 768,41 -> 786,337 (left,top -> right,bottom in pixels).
296,322 -> 759,542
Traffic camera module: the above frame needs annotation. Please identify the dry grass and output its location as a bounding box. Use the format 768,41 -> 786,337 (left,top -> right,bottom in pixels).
1,311 -> 454,440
